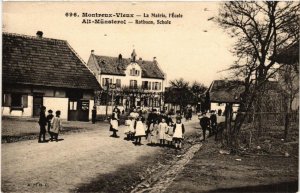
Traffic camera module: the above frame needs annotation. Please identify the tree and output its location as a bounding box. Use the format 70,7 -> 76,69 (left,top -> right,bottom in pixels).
168,78 -> 192,112
191,81 -> 208,102
216,2 -> 300,149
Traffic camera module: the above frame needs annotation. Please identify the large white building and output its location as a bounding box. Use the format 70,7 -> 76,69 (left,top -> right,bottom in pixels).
87,49 -> 166,113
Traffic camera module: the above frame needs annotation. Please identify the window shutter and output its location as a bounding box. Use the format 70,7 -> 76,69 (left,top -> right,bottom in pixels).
22,95 -> 28,108
3,94 -> 11,107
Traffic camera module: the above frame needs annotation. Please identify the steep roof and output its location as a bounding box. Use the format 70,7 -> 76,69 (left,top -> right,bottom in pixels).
207,80 -> 284,103
93,54 -> 165,79
207,80 -> 245,103
3,32 -> 101,90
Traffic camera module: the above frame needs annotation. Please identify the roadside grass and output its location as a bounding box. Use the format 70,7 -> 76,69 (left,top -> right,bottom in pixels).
165,138 -> 298,193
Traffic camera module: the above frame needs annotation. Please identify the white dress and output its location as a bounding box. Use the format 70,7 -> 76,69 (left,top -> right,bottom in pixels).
135,121 -> 146,136
158,122 -> 168,140
173,123 -> 183,139
124,119 -> 135,134
110,112 -> 119,130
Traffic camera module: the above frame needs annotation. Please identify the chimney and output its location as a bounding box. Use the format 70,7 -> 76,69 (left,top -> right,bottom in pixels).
91,50 -> 95,54
153,57 -> 157,64
119,54 -> 122,60
36,31 -> 43,38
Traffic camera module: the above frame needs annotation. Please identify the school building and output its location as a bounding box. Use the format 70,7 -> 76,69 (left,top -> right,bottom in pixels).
2,31 -> 101,121
87,49 -> 166,114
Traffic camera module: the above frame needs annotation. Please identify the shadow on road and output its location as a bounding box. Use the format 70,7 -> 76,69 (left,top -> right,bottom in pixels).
204,180 -> 298,193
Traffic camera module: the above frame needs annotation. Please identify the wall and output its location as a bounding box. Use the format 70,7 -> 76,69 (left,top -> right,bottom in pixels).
98,62 -> 165,93
43,97 -> 69,120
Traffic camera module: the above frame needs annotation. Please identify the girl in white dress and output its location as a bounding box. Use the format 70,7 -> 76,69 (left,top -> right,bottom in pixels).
124,116 -> 135,140
50,111 -> 62,142
165,122 -> 174,146
158,118 -> 168,146
147,120 -> 159,145
134,116 -> 146,145
110,109 -> 119,138
173,118 -> 185,149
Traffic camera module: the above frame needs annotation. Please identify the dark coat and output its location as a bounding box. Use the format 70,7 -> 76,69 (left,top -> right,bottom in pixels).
200,116 -> 210,129
38,111 -> 47,126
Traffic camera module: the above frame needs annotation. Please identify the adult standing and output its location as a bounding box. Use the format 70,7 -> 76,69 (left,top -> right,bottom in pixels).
146,109 -> 158,139
38,106 -> 47,143
199,113 -> 210,141
92,106 -> 96,124
210,110 -> 218,141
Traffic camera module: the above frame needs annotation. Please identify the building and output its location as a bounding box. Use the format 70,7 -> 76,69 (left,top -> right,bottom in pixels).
273,42 -> 299,111
2,31 -> 101,121
87,49 -> 166,113
205,80 -> 244,114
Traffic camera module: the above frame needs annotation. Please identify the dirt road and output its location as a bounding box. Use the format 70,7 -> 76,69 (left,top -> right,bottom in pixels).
2,118 -> 200,193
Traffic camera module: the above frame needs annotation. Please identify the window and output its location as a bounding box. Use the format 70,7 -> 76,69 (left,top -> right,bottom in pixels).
130,80 -> 137,89
9,93 -> 28,108
152,82 -> 160,90
69,101 -> 77,110
142,81 -> 149,90
116,79 -> 121,88
130,68 -> 140,76
102,78 -> 112,86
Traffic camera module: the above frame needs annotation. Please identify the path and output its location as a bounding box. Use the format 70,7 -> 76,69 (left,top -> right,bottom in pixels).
2,117 -> 201,193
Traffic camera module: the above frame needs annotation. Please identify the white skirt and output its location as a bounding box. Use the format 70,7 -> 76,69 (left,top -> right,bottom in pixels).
111,120 -> 118,130
135,122 -> 146,136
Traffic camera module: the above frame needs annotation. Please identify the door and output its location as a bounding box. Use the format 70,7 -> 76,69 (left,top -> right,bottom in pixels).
33,96 -> 43,117
68,99 -> 89,121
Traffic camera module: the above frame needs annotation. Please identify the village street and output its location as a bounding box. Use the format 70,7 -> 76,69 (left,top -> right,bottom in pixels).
2,117 -> 201,193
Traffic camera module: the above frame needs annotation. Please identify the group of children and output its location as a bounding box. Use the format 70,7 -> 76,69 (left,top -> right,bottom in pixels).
120,110 -> 185,149
38,106 -> 62,143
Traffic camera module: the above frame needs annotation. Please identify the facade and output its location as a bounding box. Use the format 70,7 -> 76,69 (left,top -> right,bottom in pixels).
2,32 -> 101,121
87,49 -> 166,113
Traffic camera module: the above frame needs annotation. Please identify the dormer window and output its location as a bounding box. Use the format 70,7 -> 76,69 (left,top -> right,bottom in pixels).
130,68 -> 140,76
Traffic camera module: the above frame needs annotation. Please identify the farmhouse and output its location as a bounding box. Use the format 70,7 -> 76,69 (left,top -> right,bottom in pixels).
87,49 -> 165,113
2,31 -> 101,121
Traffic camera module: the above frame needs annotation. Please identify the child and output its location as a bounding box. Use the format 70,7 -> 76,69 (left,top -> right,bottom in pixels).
50,111 -> 62,142
147,120 -> 159,145
134,115 -> 146,145
165,122 -> 174,147
124,116 -> 135,140
110,108 -> 119,138
173,117 -> 185,149
158,118 -> 168,146
46,110 -> 54,141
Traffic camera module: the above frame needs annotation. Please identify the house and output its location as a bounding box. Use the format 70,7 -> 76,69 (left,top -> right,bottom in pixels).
2,31 -> 101,121
87,49 -> 166,113
205,80 -> 245,114
273,42 -> 299,111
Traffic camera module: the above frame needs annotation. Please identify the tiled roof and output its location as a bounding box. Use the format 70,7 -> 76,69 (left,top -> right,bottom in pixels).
3,32 -> 101,90
207,80 -> 283,103
93,55 -> 165,79
208,80 -> 245,103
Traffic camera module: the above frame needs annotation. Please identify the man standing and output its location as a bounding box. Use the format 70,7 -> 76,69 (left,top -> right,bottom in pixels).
210,110 -> 218,141
38,106 -> 47,143
200,113 -> 210,141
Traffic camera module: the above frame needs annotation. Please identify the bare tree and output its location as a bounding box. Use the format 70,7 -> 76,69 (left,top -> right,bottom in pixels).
216,2 -> 300,149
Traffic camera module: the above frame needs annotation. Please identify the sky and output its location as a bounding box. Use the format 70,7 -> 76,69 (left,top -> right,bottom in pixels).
3,2 -> 236,87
